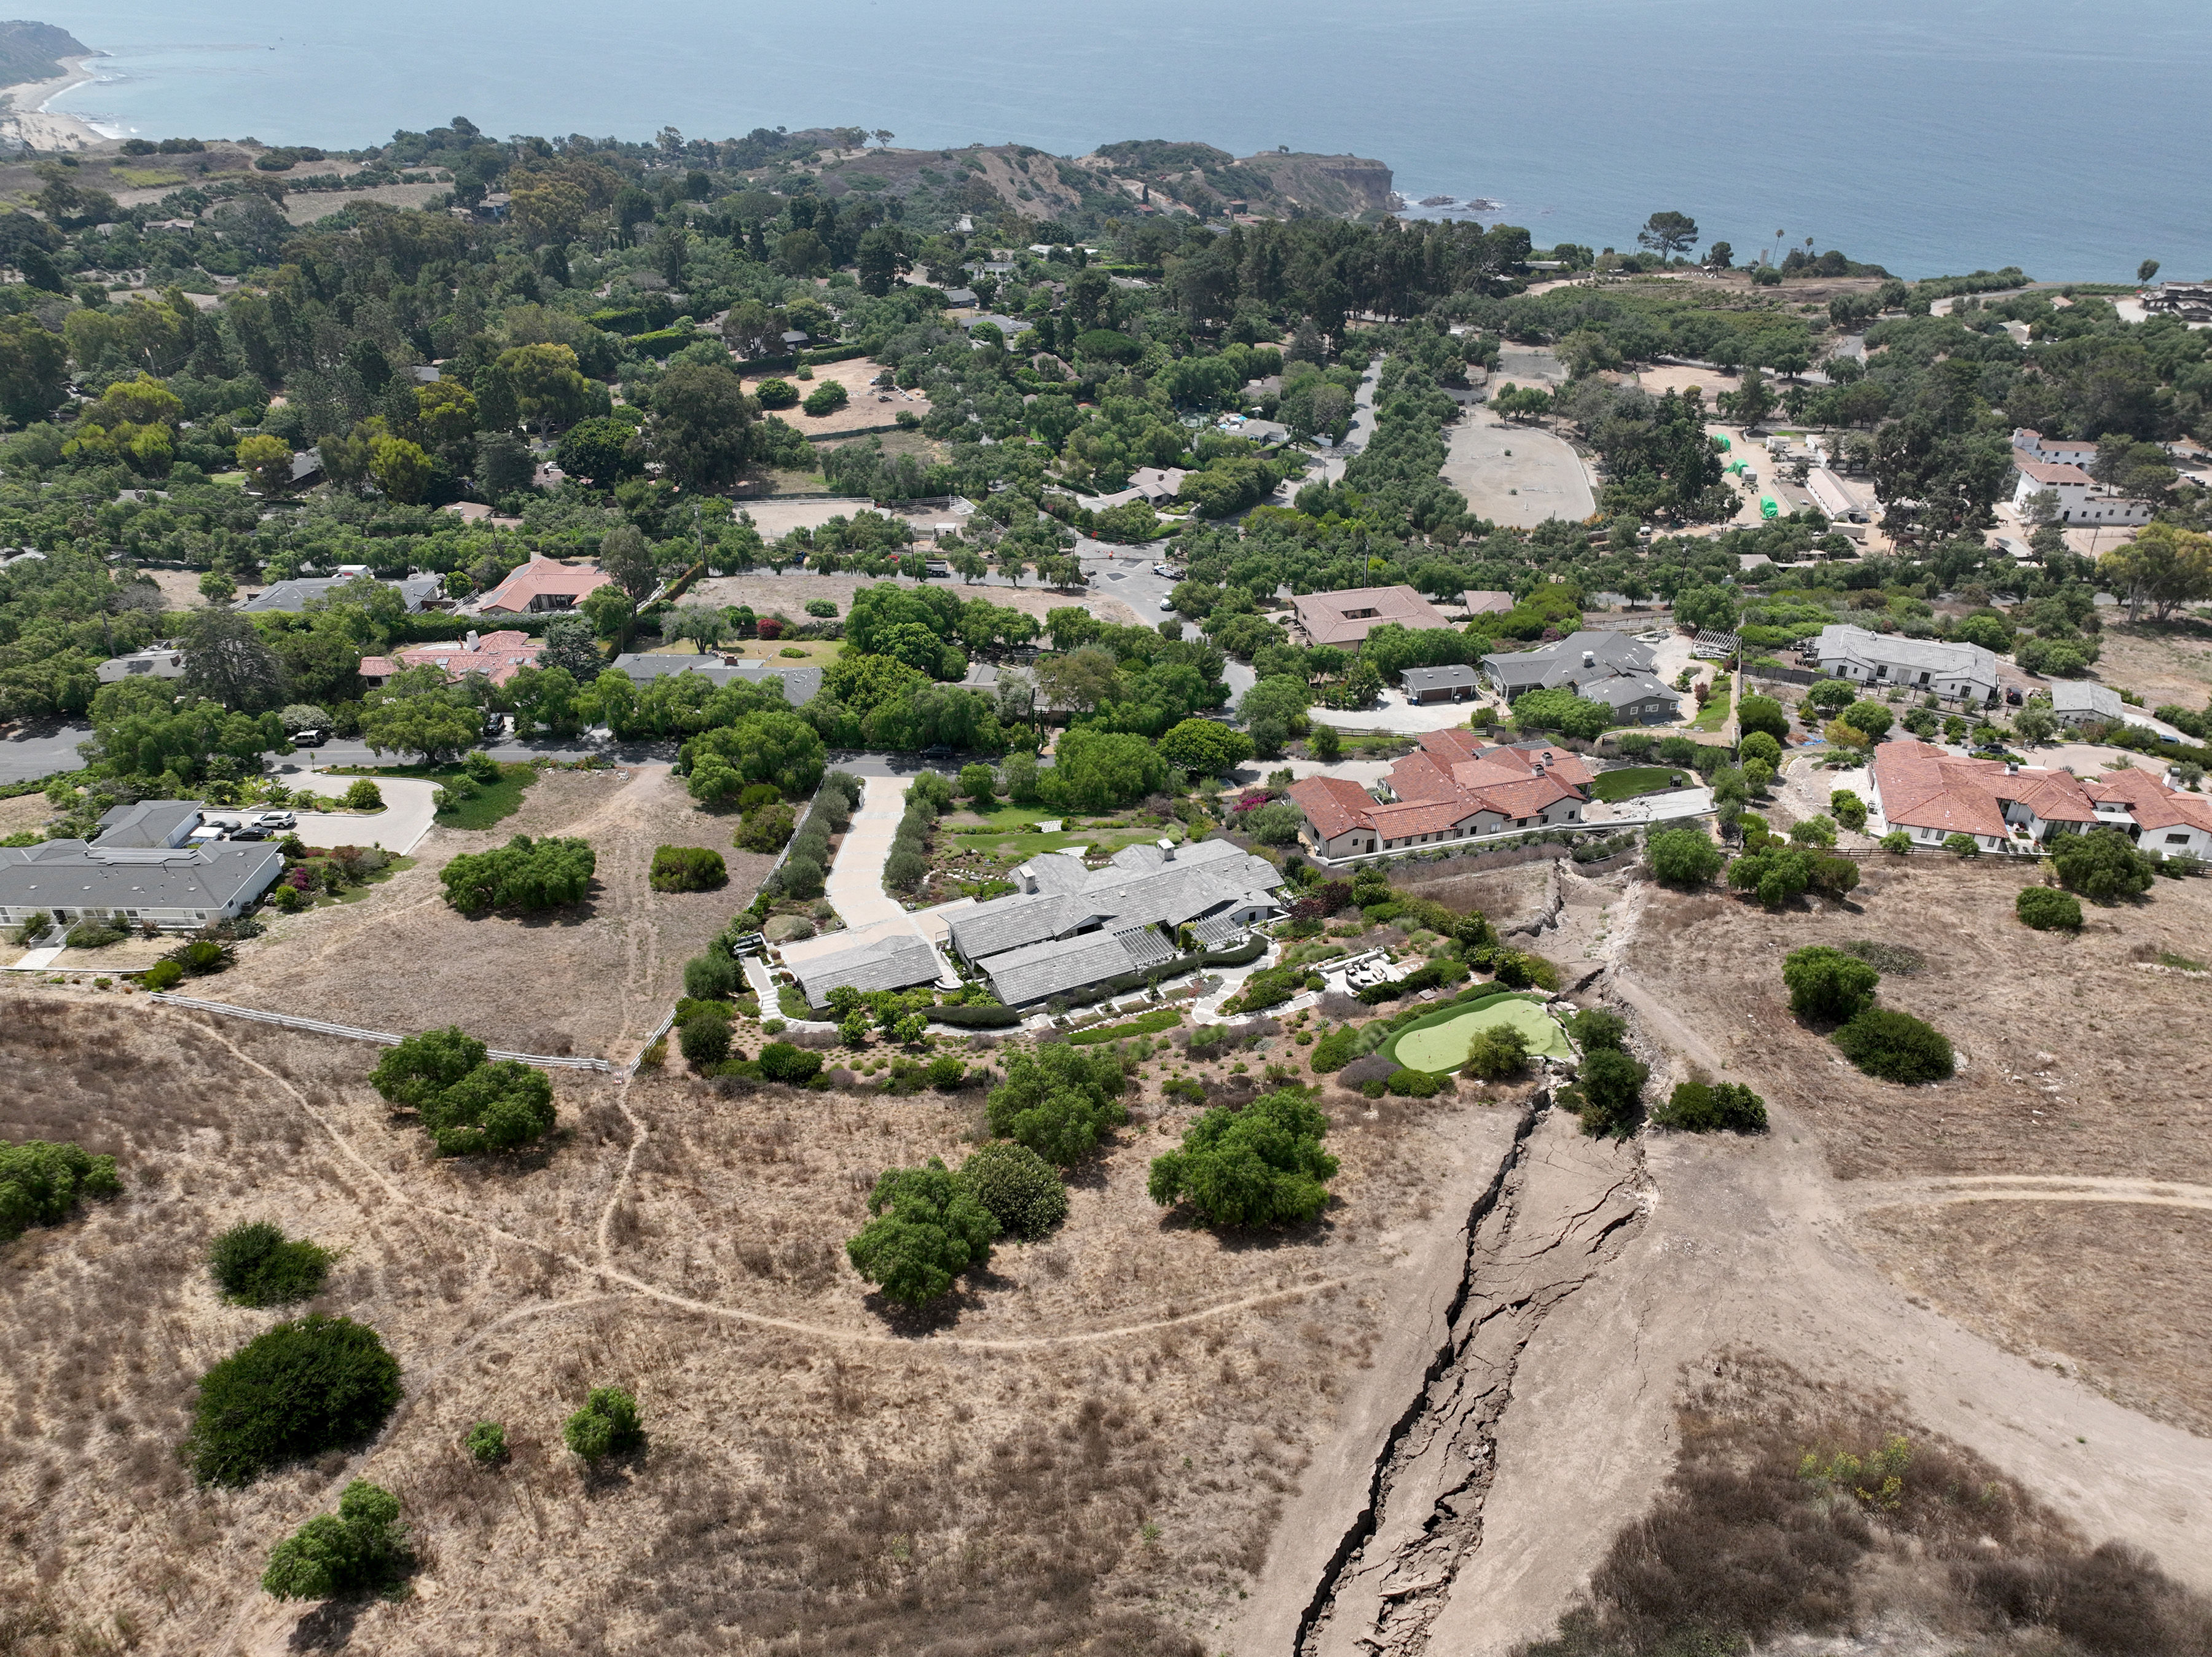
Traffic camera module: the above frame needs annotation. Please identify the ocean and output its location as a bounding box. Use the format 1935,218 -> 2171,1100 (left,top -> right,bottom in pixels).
26,0 -> 2211,282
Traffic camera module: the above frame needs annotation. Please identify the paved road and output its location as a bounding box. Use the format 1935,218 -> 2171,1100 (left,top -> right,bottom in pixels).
284,769 -> 439,855
0,721 -> 92,784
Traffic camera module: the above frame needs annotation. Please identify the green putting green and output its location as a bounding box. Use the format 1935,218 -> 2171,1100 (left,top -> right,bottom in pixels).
1380,993 -> 1571,1073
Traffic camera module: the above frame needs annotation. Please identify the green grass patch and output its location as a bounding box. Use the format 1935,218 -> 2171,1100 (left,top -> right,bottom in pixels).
948,805 -> 1072,833
1379,992 -> 1569,1073
1588,766 -> 1687,803
320,854 -> 414,905
1067,1006 -> 1183,1044
1690,683 -> 1733,732
340,761 -> 535,829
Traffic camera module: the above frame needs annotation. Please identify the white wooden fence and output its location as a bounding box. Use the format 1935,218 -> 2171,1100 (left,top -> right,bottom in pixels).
147,993 -> 612,1071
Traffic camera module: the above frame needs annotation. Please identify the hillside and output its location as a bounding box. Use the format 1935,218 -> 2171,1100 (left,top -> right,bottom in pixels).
783,133 -> 1395,230
0,20 -> 87,90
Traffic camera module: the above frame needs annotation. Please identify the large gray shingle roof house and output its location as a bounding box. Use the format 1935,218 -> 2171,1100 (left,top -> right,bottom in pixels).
945,838 -> 1284,1008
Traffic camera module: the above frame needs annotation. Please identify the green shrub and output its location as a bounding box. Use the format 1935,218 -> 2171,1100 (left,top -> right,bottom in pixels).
735,802 -> 795,853
64,915 -> 128,949
369,1028 -> 555,1156
780,853 -> 826,900
1942,832 -> 1980,858
926,1054 -> 966,1089
139,958 -> 184,991
1782,945 -> 1880,1023
1739,730 -> 1782,766
683,950 -> 739,999
342,779 -> 384,810
1568,1008 -> 1628,1052
1652,1079 -> 1768,1132
465,1421 -> 508,1465
2015,887 -> 2082,931
758,1041 -> 823,1084
440,834 -> 595,914
958,1142 -> 1068,1240
1147,1088 -> 1338,1228
1832,1008 -> 1953,1083
260,1479 -> 414,1601
165,936 -> 235,976
208,1221 -> 335,1307
1561,1048 -> 1647,1138
1737,694 -> 1789,740
677,1014 -> 731,1067
885,847 -> 929,890
847,1159 -> 999,1303
1829,789 -> 1867,832
1880,829 -> 1912,853
563,1386 -> 644,1461
1384,1067 -> 1442,1097
0,1139 -> 120,1240
755,377 -> 798,409
2050,827 -> 2154,901
1310,1025 -> 1360,1073
1462,1023 -> 1529,1080
649,845 -> 728,892
1649,827 -> 1724,887
184,1315 -> 402,1486
987,1043 -> 1128,1164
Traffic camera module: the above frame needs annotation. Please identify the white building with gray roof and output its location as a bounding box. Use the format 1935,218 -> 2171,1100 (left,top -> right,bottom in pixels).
611,654 -> 822,706
945,837 -> 1285,1007
1806,624 -> 1999,704
789,931 -> 946,1010
1480,630 -> 1660,697
239,574 -> 445,614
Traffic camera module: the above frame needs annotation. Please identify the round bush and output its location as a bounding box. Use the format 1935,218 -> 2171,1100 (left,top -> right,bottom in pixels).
780,855 -> 826,901
801,380 -> 849,417
677,1014 -> 731,1067
884,847 -> 929,890
758,1041 -> 823,1084
140,958 -> 184,991
1832,1008 -> 1954,1083
1739,731 -> 1783,767
342,779 -> 384,811
563,1387 -> 643,1461
958,1142 -> 1069,1240
465,1420 -> 508,1465
208,1221 -> 335,1307
754,377 -> 798,409
184,1315 -> 402,1487
1648,826 -> 1724,887
683,950 -> 739,1000
1781,945 -> 1880,1023
2015,886 -> 2083,931
2051,826 -> 2154,901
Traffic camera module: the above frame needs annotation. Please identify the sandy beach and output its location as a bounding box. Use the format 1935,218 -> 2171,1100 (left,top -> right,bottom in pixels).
0,55 -> 108,151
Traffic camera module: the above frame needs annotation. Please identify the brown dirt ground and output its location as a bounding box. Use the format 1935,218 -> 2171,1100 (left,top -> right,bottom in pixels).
0,792 -> 50,836
738,356 -> 931,437
1620,858 -> 2212,1437
689,570 -> 1140,628
214,762 -> 767,1061
2090,619 -> 2212,716
0,984 -> 1498,1656
1855,1201 -> 2212,1438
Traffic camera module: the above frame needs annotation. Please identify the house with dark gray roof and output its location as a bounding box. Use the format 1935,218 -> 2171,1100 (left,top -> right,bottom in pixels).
945,838 -> 1284,1007
1480,630 -> 1658,697
611,654 -> 822,707
1575,670 -> 1681,724
1806,625 -> 1999,704
240,574 -> 445,614
0,839 -> 281,933
93,801 -> 205,849
790,931 -> 946,1009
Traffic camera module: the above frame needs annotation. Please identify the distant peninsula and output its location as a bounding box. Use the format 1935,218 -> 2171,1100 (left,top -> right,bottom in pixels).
0,18 -> 87,92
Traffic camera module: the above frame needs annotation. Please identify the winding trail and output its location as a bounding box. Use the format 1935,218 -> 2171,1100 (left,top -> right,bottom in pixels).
1841,1174 -> 2212,1215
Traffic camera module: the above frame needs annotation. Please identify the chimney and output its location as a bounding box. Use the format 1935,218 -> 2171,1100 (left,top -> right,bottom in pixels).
1158,837 -> 1175,862
465,629 -> 479,651
1583,651 -> 1596,668
1021,868 -> 1038,895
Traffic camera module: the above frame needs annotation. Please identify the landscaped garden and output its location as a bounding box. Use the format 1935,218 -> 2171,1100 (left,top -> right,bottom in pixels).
1378,991 -> 1571,1073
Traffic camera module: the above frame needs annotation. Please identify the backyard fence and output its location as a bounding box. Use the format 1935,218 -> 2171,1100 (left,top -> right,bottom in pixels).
147,993 -> 612,1071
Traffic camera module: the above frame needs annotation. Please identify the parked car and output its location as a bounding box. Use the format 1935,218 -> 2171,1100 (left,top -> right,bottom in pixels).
254,810 -> 296,830
2004,686 -> 2023,706
288,727 -> 327,747
1159,595 -> 1175,611
229,826 -> 269,841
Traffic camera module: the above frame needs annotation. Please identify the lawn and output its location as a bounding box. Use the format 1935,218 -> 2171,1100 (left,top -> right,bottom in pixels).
1691,681 -> 1734,732
1379,992 -> 1571,1073
337,761 -> 536,830
648,638 -> 845,664
1587,766 -> 1688,803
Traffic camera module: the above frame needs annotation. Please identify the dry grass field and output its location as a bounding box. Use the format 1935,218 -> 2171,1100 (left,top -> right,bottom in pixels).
1620,856 -> 2212,1442
0,967 -> 1515,1654
2092,618 -> 2212,715
688,571 -> 1142,630
214,763 -> 762,1061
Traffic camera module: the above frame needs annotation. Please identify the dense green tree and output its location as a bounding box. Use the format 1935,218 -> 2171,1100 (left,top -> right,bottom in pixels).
0,1140 -> 120,1241
1781,945 -> 1880,1022
1147,1088 -> 1338,1228
208,1221 -> 335,1307
261,1479 -> 414,1601
987,1043 -> 1128,1165
184,1315 -> 402,1486
1833,1008 -> 1953,1083
1651,1079 -> 1768,1132
439,834 -> 595,914
957,1142 -> 1067,1240
1564,1047 -> 1647,1138
563,1386 -> 644,1460
651,362 -> 755,489
2050,826 -> 2154,900
846,1159 -> 1000,1304
360,689 -> 480,764
1157,717 -> 1254,777
1648,826 -> 1724,887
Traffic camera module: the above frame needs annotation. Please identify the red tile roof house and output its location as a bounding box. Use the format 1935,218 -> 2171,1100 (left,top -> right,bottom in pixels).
1869,739 -> 2103,852
358,629 -> 541,690
476,554 -> 614,615
1287,731 -> 1592,859
1288,584 -> 1455,649
2082,769 -> 2212,861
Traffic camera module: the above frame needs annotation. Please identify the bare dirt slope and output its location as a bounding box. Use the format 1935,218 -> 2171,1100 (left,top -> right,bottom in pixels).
0,985 -> 1505,1656
216,763 -> 765,1060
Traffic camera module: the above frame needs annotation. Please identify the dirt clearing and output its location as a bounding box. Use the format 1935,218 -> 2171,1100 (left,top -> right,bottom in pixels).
216,763 -> 766,1060
690,568 -> 1142,629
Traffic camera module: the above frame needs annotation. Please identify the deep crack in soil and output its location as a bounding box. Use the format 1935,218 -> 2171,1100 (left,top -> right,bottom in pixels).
1296,1107 -> 1647,1657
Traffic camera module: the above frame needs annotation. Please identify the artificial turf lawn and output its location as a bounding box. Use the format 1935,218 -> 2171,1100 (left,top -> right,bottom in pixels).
1586,765 -> 1687,802
1381,992 -> 1571,1072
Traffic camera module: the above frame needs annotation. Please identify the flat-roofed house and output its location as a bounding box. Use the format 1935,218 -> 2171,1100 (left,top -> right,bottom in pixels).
1290,585 -> 1454,649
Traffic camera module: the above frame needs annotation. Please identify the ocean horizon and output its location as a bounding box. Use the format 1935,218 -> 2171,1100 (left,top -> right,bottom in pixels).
24,0 -> 2210,283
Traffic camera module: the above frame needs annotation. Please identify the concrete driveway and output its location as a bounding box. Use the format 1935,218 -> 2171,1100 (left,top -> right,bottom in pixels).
1311,691 -> 1486,735
286,769 -> 439,855
825,775 -> 914,930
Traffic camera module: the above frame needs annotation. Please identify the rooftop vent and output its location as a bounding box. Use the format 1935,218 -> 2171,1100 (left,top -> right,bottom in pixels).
1157,837 -> 1175,861
465,629 -> 479,650
1583,651 -> 1596,668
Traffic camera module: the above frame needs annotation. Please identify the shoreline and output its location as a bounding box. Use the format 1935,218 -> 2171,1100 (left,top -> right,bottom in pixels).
0,55 -> 109,150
